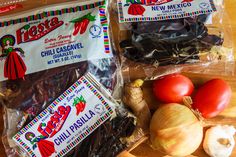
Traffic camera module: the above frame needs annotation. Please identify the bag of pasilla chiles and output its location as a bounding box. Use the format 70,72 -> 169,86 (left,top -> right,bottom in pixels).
12,73 -> 136,157
111,0 -> 234,78
0,0 -> 136,156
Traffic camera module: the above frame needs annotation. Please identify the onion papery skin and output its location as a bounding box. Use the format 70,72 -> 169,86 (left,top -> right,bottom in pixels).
150,103 -> 203,156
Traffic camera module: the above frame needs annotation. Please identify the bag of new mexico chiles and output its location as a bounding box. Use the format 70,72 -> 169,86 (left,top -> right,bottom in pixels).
111,0 -> 234,79
0,0 -> 135,156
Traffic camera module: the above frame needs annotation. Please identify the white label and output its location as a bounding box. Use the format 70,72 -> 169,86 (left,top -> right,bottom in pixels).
0,0 -> 112,81
118,0 -> 216,23
13,73 -> 114,157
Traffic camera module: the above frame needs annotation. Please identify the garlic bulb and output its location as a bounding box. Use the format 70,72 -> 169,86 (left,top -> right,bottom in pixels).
203,125 -> 236,157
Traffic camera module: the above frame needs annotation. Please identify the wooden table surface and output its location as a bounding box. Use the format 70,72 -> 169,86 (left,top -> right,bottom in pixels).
225,1 -> 236,56
0,0 -> 236,157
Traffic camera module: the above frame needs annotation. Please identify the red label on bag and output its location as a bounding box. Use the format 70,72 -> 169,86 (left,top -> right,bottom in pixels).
0,4 -> 23,14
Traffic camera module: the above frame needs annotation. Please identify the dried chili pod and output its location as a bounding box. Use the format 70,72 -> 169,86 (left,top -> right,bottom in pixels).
67,116 -> 136,157
120,15 -> 224,66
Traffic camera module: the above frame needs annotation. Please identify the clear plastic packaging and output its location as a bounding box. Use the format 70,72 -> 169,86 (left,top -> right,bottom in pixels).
0,0 -> 136,156
110,0 -> 235,81
5,73 -> 137,157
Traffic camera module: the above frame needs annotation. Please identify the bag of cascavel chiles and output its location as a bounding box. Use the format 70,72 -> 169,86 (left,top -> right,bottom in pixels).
0,0 -> 138,156
110,0 -> 235,81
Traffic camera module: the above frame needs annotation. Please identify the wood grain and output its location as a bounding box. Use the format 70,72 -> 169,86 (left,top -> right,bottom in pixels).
225,0 -> 236,51
0,0 -> 236,157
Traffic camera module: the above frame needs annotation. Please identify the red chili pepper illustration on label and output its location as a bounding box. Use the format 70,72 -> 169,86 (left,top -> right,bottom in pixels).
75,102 -> 86,115
128,4 -> 146,16
73,22 -> 82,36
25,132 -> 55,157
80,19 -> 90,34
73,95 -> 86,116
70,13 -> 96,36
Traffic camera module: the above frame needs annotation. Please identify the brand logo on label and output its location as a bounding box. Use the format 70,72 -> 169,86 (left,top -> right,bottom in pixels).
37,106 -> 71,138
16,17 -> 64,44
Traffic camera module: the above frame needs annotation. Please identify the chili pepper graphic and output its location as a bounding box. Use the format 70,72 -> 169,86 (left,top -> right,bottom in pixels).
70,13 -> 96,36
80,101 -> 86,112
73,96 -> 86,116
128,4 -> 146,16
75,102 -> 86,115
76,104 -> 81,115
80,19 -> 90,35
73,22 -> 82,36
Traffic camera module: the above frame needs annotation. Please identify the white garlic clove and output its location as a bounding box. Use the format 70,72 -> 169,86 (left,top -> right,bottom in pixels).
203,125 -> 236,157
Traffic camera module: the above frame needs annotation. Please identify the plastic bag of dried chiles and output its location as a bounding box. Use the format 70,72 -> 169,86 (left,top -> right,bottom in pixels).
0,0 -> 139,157
110,0 -> 235,79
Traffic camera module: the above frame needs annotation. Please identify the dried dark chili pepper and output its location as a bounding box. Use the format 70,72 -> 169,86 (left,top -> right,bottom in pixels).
0,62 -> 88,118
0,58 -> 117,116
120,15 -> 224,66
66,115 -> 136,157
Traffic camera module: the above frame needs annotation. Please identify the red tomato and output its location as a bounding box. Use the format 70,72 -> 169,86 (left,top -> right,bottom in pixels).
153,74 -> 194,103
192,79 -> 232,118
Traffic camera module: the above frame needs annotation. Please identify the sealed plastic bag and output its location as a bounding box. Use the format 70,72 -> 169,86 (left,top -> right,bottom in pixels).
11,73 -> 136,157
0,0 -> 134,156
111,0 -> 234,79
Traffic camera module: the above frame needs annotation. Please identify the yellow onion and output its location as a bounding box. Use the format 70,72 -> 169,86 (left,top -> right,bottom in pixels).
150,103 -> 203,156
